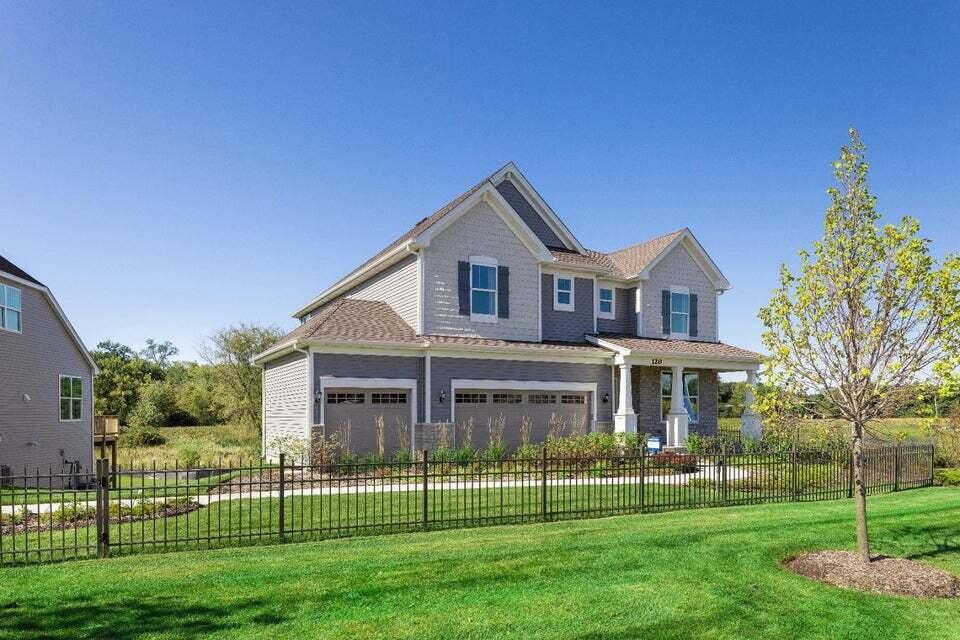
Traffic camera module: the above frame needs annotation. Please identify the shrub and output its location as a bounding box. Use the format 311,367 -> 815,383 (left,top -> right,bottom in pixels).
176,441 -> 204,468
124,425 -> 166,447
485,443 -> 507,461
934,468 -> 960,486
453,446 -> 475,465
127,395 -> 166,430
513,443 -> 539,462
650,452 -> 699,473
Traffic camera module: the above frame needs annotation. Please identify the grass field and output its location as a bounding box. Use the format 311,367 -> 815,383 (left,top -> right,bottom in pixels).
116,424 -> 260,467
718,416 -> 942,442
0,488 -> 957,639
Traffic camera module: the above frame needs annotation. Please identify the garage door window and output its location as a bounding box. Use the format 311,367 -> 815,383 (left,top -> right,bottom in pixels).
328,392 -> 365,404
560,394 -> 586,405
456,392 -> 487,404
492,393 -> 522,404
371,392 -> 406,404
529,394 -> 556,404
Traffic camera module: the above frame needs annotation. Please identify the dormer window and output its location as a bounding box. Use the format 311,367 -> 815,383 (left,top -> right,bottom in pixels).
470,257 -> 497,322
554,275 -> 574,312
0,284 -> 21,333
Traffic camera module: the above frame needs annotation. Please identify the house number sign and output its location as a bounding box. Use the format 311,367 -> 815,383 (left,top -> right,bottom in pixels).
651,358 -> 663,365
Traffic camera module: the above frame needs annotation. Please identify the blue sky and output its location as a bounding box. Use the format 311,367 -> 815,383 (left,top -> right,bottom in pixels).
1,2 -> 958,361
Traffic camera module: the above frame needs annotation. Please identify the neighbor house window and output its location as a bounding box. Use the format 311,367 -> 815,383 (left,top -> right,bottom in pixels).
59,375 -> 83,421
660,372 -> 699,423
598,287 -> 614,319
554,276 -> 574,311
670,290 -> 690,335
0,284 -> 21,333
470,258 -> 497,320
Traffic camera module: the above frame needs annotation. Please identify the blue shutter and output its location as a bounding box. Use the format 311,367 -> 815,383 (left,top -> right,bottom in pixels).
661,290 -> 671,334
689,294 -> 698,337
458,261 -> 470,316
497,266 -> 509,318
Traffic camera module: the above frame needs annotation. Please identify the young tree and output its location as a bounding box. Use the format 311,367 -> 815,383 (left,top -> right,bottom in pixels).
202,323 -> 282,433
759,129 -> 960,562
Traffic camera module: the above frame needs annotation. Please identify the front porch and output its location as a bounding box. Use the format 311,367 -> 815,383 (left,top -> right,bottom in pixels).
590,335 -> 764,448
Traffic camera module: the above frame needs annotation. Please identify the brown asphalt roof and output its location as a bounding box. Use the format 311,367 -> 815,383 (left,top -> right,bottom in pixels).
595,334 -> 764,361
0,254 -> 43,286
603,229 -> 685,278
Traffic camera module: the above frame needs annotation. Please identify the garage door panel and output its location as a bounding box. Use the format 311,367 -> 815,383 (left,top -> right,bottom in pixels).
324,388 -> 411,457
454,389 -> 592,451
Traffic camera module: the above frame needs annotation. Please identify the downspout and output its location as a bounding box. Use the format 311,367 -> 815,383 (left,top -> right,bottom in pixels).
291,340 -> 313,443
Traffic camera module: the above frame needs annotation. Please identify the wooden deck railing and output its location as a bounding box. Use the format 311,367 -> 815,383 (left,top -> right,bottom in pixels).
94,415 -> 120,438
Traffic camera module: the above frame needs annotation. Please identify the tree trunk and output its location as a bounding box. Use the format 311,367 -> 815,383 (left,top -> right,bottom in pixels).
852,421 -> 871,562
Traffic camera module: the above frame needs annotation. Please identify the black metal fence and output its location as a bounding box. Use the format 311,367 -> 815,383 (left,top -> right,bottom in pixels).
0,444 -> 935,566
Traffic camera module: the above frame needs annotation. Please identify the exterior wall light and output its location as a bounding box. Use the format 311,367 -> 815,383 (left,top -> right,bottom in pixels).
439,390 -> 447,403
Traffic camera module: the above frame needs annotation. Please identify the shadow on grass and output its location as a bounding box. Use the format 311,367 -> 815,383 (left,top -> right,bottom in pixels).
874,523 -> 960,562
0,594 -> 289,640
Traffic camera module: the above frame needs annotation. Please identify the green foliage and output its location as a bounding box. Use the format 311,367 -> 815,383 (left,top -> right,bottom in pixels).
934,468 -> 960,486
124,425 -> 167,447
175,363 -> 225,425
202,324 -> 282,433
649,452 -> 699,473
175,441 -> 204,468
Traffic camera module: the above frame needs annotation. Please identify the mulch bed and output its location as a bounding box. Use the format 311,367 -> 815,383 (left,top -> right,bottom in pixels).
0,500 -> 201,535
786,550 -> 960,598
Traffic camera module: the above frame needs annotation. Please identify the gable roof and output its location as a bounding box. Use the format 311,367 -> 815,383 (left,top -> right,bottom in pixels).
605,229 -> 685,278
281,298 -> 421,344
0,254 -> 98,373
590,334 -> 763,364
0,255 -> 44,286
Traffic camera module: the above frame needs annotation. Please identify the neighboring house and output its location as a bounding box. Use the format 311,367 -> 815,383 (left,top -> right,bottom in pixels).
256,163 -> 763,459
0,255 -> 97,478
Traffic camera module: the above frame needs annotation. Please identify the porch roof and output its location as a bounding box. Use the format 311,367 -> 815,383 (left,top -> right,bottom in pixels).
588,334 -> 763,367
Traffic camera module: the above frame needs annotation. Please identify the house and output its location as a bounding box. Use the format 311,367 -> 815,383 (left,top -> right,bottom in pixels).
255,163 -> 763,459
0,255 -> 97,478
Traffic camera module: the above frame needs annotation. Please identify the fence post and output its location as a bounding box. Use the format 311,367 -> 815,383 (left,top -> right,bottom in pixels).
847,448 -> 854,499
95,458 -> 111,559
422,449 -> 429,532
791,441 -> 799,501
278,453 -> 286,540
930,444 -> 936,486
721,442 -> 728,506
541,447 -> 548,521
893,445 -> 900,492
639,448 -> 645,513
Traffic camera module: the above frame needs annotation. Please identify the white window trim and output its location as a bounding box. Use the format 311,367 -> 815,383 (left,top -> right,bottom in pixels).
669,286 -> 690,339
469,256 -> 498,324
659,370 -> 699,424
0,283 -> 22,334
59,374 -> 83,422
553,274 -> 575,312
598,285 -> 615,320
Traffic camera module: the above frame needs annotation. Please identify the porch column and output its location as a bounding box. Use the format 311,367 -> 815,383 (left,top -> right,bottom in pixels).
666,365 -> 689,447
740,370 -> 763,439
614,363 -> 637,433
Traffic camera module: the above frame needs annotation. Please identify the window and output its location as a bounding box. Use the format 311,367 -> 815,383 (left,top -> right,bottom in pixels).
59,375 -> 82,421
327,392 -> 365,404
371,392 -> 407,404
455,392 -> 487,404
0,284 -> 21,333
598,287 -> 614,319
470,259 -> 497,320
492,393 -> 522,404
561,394 -> 586,405
660,372 -> 699,423
554,275 -> 574,311
670,290 -> 690,335
528,394 -> 556,404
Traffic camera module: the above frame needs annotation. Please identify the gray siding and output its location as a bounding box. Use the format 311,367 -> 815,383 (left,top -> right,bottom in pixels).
541,274 -> 594,342
313,353 -> 425,423
422,201 -> 540,341
627,367 -> 718,439
344,253 -> 420,333
597,285 -> 636,335
430,357 -> 613,424
262,351 -> 308,460
0,276 -> 94,474
495,179 -> 566,250
640,244 -> 718,342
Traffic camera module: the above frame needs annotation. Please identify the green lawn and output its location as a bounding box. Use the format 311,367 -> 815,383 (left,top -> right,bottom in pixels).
1,488 -> 958,640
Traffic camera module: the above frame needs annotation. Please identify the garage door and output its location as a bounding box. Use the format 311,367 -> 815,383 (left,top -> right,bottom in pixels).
453,389 -> 591,450
324,388 -> 412,457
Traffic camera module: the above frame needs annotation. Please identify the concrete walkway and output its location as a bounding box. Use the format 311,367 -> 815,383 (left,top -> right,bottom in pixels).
1,464 -> 752,515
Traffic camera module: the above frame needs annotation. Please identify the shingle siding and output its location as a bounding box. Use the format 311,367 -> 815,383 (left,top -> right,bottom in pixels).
262,351 -> 307,460
343,253 -> 420,333
640,244 -> 718,342
429,357 -> 613,424
422,201 -> 540,341
494,179 -> 567,250
597,285 -> 636,335
541,274 -> 594,342
0,276 -> 94,474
